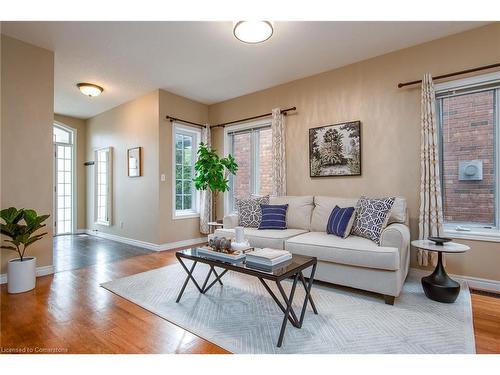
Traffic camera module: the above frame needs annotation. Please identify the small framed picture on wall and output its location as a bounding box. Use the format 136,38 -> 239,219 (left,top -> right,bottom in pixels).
127,147 -> 142,177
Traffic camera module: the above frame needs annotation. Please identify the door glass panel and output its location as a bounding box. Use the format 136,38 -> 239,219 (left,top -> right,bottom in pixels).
54,125 -> 74,235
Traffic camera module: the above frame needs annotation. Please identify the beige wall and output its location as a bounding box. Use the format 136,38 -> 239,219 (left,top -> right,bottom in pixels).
1,35 -> 54,274
86,90 -> 161,243
208,23 -> 500,281
85,89 -> 208,245
54,114 -> 87,230
158,89 -> 208,244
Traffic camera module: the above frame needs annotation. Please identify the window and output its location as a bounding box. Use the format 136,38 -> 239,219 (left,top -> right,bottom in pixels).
94,147 -> 112,226
224,119 -> 273,213
436,72 -> 500,239
173,123 -> 200,218
53,124 -> 75,235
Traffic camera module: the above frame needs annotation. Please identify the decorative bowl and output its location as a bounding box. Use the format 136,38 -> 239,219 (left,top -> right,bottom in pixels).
428,236 -> 452,246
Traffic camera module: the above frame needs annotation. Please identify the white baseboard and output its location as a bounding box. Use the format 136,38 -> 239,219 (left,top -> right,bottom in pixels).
83,229 -> 160,250
82,229 -> 207,252
0,264 -> 55,285
409,267 -> 500,293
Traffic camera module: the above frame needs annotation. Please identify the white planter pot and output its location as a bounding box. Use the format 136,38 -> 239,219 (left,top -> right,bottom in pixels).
7,257 -> 36,294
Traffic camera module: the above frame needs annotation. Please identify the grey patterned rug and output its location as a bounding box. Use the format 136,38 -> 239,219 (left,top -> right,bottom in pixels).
101,262 -> 475,354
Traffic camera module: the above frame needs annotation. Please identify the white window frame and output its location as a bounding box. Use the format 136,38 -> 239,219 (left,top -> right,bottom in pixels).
435,71 -> 500,242
53,122 -> 77,235
172,122 -> 201,219
223,118 -> 272,215
94,147 -> 113,226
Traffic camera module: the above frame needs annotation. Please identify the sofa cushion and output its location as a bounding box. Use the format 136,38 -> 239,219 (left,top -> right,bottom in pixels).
259,204 -> 288,230
326,205 -> 356,238
285,231 -> 400,271
311,196 -> 358,232
235,195 -> 269,227
214,227 -> 307,250
387,197 -> 407,225
351,196 -> 395,245
311,196 -> 407,232
270,195 -> 314,230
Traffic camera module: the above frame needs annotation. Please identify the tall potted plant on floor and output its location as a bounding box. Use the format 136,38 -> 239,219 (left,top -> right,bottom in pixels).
194,143 -> 238,222
1,207 -> 50,293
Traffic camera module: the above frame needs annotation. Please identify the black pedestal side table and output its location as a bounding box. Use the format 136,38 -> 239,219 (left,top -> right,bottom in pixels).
411,239 -> 470,303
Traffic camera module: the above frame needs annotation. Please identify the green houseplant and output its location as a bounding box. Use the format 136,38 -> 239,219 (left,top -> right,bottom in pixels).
193,143 -> 238,222
1,207 -> 50,293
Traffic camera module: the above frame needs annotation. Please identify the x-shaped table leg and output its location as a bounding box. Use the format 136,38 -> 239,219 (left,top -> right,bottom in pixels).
176,259 -> 202,302
259,263 -> 318,347
202,267 -> 228,294
276,273 -> 300,348
176,259 -> 228,303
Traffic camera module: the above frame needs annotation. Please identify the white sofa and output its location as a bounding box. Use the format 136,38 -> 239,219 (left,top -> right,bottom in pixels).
215,195 -> 410,305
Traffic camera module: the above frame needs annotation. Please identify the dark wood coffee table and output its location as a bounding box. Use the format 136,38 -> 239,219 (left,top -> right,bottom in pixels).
175,248 -> 318,347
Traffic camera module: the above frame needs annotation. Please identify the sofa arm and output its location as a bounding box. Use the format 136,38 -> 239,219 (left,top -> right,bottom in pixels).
380,223 -> 411,271
223,214 -> 239,229
380,223 -> 410,251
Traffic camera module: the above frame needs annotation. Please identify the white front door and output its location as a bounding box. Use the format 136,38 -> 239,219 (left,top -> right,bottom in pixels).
53,124 -> 75,235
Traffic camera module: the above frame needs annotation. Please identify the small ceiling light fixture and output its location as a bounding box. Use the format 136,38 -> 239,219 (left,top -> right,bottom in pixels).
77,82 -> 104,97
233,21 -> 273,44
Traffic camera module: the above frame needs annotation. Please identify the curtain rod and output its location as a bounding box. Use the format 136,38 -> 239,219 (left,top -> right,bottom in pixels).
211,107 -> 297,128
397,62 -> 500,88
165,115 -> 205,128
166,106 -> 297,129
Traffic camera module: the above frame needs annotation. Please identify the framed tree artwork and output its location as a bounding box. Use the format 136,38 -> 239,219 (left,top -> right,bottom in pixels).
127,147 -> 142,177
309,121 -> 361,177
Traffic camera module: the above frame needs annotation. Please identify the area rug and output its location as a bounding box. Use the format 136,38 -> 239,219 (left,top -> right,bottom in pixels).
101,262 -> 475,354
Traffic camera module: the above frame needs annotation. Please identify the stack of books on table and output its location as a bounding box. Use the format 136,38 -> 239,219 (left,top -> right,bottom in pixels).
245,248 -> 292,271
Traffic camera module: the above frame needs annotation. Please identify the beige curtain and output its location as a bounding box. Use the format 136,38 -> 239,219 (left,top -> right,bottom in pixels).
418,74 -> 444,266
199,124 -> 212,234
271,108 -> 286,196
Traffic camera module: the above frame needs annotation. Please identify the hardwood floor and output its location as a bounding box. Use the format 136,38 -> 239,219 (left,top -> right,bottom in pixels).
1,249 -> 227,354
1,246 -> 499,354
54,234 -> 153,273
471,292 -> 500,354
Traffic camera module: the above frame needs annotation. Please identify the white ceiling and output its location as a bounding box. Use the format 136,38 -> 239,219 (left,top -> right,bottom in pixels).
2,21 -> 489,119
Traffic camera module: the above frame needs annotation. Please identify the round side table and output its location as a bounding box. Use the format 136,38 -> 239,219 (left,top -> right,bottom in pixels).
411,239 -> 470,303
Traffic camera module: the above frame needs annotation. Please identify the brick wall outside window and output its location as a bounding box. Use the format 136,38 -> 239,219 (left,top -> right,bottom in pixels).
258,128 -> 273,196
230,127 -> 273,202
232,132 -> 251,200
440,90 -> 496,225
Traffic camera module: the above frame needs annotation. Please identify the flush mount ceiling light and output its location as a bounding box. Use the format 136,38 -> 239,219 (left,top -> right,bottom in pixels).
77,82 -> 104,97
233,21 -> 273,44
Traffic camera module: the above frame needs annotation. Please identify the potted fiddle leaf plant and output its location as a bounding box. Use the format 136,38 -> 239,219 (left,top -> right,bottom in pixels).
1,207 -> 50,293
194,143 -> 238,222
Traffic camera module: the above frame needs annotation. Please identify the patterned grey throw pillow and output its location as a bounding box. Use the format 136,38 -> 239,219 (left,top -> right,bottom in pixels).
351,196 -> 396,245
236,195 -> 270,228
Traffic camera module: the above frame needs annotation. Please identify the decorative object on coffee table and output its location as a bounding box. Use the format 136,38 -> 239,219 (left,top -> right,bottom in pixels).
231,226 -> 251,251
309,120 -> 361,177
175,248 -> 318,347
411,239 -> 470,303
208,236 -> 232,252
